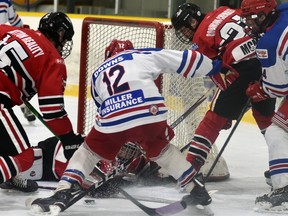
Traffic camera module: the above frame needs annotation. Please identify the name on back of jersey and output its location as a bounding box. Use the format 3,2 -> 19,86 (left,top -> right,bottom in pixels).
93,54 -> 134,80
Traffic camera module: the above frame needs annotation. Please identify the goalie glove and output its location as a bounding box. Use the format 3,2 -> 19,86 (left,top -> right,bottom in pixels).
209,64 -> 239,91
59,131 -> 85,160
246,81 -> 270,102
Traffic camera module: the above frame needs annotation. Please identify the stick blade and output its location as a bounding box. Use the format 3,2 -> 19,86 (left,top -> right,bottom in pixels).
155,201 -> 187,216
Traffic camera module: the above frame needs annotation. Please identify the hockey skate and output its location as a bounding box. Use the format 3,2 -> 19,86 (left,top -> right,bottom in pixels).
28,184 -> 82,214
182,182 -> 212,206
21,105 -> 36,123
0,176 -> 38,192
255,185 -> 288,212
180,174 -> 214,216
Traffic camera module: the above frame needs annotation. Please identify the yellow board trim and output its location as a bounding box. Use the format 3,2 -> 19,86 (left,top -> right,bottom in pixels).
65,83 -> 256,125
18,11 -> 170,21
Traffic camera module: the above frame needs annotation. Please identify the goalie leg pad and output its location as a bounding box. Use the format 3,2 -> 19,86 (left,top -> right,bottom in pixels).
38,136 -> 67,181
18,148 -> 43,180
151,144 -> 197,191
200,144 -> 230,182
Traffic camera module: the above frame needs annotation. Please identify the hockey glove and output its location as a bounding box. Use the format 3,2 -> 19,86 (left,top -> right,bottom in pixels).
246,81 -> 269,102
209,64 -> 239,91
59,131 -> 85,160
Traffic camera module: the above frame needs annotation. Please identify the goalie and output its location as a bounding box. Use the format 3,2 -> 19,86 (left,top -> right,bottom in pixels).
27,39 -> 230,214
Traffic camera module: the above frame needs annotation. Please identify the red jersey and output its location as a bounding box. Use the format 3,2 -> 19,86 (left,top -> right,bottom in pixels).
0,25 -> 72,136
192,6 -> 255,63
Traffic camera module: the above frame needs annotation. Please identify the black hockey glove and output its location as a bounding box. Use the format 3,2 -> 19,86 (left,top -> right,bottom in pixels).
59,131 -> 85,160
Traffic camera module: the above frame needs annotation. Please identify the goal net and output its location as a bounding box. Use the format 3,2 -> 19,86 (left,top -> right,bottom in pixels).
77,17 -> 208,151
77,17 -> 230,181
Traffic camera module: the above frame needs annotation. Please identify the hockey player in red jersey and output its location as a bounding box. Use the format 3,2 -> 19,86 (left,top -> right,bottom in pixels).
27,39 -> 231,214
0,12 -> 84,192
171,3 -> 276,178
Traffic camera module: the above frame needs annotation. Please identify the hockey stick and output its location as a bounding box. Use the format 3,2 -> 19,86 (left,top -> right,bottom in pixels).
118,187 -> 187,216
137,87 -> 215,179
170,87 -> 215,129
23,103 -> 186,215
203,98 -> 251,182
24,101 -> 61,140
24,94 -> 208,215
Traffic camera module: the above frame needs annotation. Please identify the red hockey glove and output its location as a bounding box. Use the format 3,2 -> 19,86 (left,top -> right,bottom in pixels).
209,64 -> 239,91
60,131 -> 85,160
246,81 -> 270,102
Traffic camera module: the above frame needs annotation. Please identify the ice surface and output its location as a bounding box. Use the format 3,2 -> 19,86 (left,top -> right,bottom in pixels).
0,96 -> 282,216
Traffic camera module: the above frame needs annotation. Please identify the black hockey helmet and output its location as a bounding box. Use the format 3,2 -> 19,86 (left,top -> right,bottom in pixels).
38,12 -> 74,59
171,3 -> 204,44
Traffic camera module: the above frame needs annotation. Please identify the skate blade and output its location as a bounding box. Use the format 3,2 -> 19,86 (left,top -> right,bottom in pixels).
254,202 -> 288,214
29,204 -> 61,216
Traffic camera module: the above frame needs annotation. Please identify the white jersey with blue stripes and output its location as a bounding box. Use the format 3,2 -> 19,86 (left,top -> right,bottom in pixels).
0,0 -> 22,27
256,3 -> 288,98
91,48 -> 220,133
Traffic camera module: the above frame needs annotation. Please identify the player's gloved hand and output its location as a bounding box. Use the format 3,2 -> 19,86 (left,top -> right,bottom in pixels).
59,131 -> 85,160
246,81 -> 270,102
222,119 -> 232,130
209,64 -> 239,91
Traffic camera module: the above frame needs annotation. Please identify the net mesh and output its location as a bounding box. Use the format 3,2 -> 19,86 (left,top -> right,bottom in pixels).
78,18 -> 209,150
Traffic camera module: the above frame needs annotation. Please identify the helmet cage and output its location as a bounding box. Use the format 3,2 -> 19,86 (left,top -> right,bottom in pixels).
175,27 -> 194,45
61,40 -> 73,59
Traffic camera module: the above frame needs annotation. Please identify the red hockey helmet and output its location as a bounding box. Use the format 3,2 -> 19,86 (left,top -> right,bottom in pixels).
104,39 -> 134,60
241,0 -> 277,17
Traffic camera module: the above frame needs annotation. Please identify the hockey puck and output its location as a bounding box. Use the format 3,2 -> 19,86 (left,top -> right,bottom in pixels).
25,197 -> 35,208
84,199 -> 96,205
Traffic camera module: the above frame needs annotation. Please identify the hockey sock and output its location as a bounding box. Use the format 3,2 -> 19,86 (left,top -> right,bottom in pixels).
0,147 -> 34,183
186,110 -> 228,170
59,144 -> 101,190
252,108 -> 273,134
13,147 -> 34,173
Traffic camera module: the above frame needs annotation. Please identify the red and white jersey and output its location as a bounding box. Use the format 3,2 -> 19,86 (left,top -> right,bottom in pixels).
0,0 -> 22,27
91,48 -> 221,133
0,25 -> 73,136
192,6 -> 256,64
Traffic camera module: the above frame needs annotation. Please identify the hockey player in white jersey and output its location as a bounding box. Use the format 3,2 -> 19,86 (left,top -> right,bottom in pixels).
28,39 -> 237,214
241,0 -> 288,212
0,0 -> 23,27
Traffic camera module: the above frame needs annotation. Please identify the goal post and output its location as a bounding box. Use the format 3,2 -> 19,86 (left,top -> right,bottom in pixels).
77,17 -> 209,151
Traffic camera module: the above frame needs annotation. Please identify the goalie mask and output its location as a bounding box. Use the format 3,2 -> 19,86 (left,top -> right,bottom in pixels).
116,142 -> 148,175
171,3 -> 205,44
38,12 -> 74,59
104,39 -> 134,60
241,0 -> 277,37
